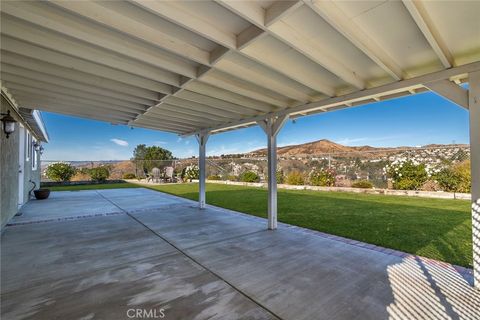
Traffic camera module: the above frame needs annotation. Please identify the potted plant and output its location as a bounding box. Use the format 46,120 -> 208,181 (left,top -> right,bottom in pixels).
34,188 -> 50,200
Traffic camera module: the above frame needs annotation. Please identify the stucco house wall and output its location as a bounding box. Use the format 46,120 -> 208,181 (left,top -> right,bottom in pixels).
1,96 -> 20,228
1,96 -> 43,229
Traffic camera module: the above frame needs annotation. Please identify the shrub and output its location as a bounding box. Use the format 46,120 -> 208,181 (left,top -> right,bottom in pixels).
44,162 -> 77,182
351,180 -> 373,189
239,171 -> 260,182
286,171 -> 305,185
435,160 -> 471,193
123,173 -> 136,179
276,169 -> 284,184
385,159 -> 428,190
309,168 -> 335,186
207,175 -> 221,180
89,166 -> 110,182
225,175 -> 237,181
184,165 -> 199,181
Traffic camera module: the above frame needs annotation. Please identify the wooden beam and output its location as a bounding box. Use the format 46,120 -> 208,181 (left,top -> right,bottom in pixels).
175,90 -> 259,116
152,103 -> 230,122
49,0 -> 210,65
2,74 -> 148,111
237,25 -> 266,50
199,71 -> 290,107
166,96 -> 243,118
218,0 -> 365,89
1,18 -> 181,86
1,38 -> 174,94
8,87 -> 146,115
131,0 -> 236,49
1,2 -> 197,78
1,64 -> 155,106
424,80 -> 468,109
306,0 -> 403,80
185,81 -> 278,113
265,1 -> 303,27
185,61 -> 480,135
402,0 -> 453,68
16,99 -> 135,123
1,52 -> 164,100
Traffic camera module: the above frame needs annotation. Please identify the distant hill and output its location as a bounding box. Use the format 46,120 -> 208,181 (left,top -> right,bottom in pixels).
250,139 -> 378,156
249,139 -> 468,157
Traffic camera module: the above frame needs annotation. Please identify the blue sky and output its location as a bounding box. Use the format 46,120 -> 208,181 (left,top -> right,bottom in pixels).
41,91 -> 469,161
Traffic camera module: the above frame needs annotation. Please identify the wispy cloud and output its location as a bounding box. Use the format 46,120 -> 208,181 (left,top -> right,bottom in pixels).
334,134 -> 413,146
154,140 -> 167,145
335,137 -> 369,145
110,138 -> 129,147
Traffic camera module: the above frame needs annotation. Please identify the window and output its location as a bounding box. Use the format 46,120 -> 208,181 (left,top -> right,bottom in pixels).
32,138 -> 37,171
26,132 -> 31,161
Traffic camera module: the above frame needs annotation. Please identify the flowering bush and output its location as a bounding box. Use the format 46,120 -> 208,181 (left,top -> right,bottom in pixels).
184,165 -> 199,181
44,162 -> 77,182
384,159 -> 429,190
309,168 -> 336,186
286,171 -> 305,185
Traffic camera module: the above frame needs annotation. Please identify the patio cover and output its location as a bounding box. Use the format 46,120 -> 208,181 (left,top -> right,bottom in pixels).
1,0 -> 479,288
0,0 -> 478,134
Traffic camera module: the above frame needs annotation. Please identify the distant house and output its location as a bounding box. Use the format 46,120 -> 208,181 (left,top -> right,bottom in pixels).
1,91 -> 48,228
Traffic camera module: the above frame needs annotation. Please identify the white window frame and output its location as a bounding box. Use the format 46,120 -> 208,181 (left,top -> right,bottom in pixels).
26,131 -> 31,161
32,137 -> 38,171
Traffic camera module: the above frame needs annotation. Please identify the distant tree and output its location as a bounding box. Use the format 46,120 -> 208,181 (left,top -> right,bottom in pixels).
132,144 -> 148,161
132,144 -> 174,172
45,162 -> 77,182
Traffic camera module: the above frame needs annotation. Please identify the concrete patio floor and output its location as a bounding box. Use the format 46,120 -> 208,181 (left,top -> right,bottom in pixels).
2,188 -> 479,319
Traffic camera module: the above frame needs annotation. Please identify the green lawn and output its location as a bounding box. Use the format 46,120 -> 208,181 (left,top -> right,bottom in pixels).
49,182 -> 473,268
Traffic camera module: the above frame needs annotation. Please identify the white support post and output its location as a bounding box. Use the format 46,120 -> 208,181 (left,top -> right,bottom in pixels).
196,131 -> 209,209
469,71 -> 480,289
257,115 -> 289,230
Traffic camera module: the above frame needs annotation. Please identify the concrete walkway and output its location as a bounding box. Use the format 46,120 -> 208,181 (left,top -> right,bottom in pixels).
2,188 -> 479,319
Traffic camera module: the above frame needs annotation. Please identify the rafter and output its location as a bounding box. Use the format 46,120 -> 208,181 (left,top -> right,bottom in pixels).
199,71 -> 291,107
402,0 -> 453,68
165,96 -> 244,119
1,18 -> 181,86
1,64 -> 155,106
266,1 -> 303,27
305,0 -> 404,80
217,0 -> 365,89
1,39 -> 174,94
2,73 -> 148,111
130,0 -> 335,97
0,52 -> 162,101
1,2 -> 197,78
185,81 -> 278,113
16,98 -> 137,122
49,0 -> 210,65
153,103 -> 231,122
9,88 -> 145,116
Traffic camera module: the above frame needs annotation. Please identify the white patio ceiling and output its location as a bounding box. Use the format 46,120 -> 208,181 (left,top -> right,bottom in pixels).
1,0 -> 479,135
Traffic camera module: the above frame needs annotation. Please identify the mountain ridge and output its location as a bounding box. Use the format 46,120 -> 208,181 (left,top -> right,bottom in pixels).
249,139 -> 468,156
